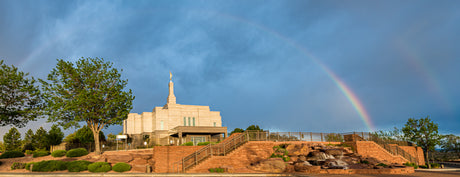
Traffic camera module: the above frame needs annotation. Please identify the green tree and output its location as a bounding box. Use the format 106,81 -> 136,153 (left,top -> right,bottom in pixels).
75,125 -> 106,150
0,60 -> 43,127
440,134 -> 460,153
40,57 -> 134,154
107,133 -> 116,141
402,116 -> 441,167
47,124 -> 64,146
246,125 -> 263,131
230,128 -> 244,135
3,127 -> 21,151
34,126 -> 48,150
23,129 -> 36,151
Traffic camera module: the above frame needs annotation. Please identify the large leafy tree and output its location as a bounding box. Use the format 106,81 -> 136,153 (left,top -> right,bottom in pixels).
3,127 -> 22,151
40,57 -> 134,154
0,60 -> 42,127
47,124 -> 64,146
402,116 -> 441,167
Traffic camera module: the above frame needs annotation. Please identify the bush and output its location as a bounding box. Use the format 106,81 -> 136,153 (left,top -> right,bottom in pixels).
25,150 -> 33,155
430,163 -> 440,168
361,160 -> 370,164
25,162 -> 37,170
32,160 -> 68,172
403,162 -> 418,169
67,160 -> 92,172
11,162 -> 26,170
419,165 -> 427,168
209,167 -> 225,173
0,151 -> 25,159
197,142 -> 217,146
377,163 -> 388,167
88,162 -> 111,173
66,148 -> 88,157
112,162 -> 131,172
282,156 -> 290,162
33,150 -> 50,158
180,142 -> 194,146
51,150 -> 67,157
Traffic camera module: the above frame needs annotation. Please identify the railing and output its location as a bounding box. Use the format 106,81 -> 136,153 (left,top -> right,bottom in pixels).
171,131 -> 419,173
345,132 -> 418,164
172,132 -> 249,173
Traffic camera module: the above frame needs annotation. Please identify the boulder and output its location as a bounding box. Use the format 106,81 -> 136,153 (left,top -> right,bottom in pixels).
249,158 -> 286,173
298,155 -> 307,162
132,165 -> 150,173
132,153 -> 153,160
106,154 -> 133,163
131,158 -> 148,165
286,144 -> 311,156
294,161 -> 312,172
325,149 -> 343,156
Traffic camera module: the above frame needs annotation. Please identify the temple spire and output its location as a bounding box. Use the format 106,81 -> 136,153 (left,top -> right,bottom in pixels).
167,71 -> 176,105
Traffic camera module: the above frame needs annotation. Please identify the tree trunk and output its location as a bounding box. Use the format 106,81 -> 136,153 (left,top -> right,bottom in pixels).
425,150 -> 430,169
93,129 -> 101,155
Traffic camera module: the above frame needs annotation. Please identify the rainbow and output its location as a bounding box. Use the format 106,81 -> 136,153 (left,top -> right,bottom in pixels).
216,13 -> 376,132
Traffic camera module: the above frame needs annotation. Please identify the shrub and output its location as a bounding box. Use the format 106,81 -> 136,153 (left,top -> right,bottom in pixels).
361,160 -> 369,164
419,165 -> 427,168
112,162 -> 131,172
51,150 -> 67,157
88,162 -> 111,173
25,150 -> 33,155
430,163 -> 440,168
11,162 -> 26,170
0,151 -> 25,159
66,148 -> 88,157
25,162 -> 37,170
403,162 -> 418,169
180,142 -> 194,146
33,150 -> 50,158
67,160 -> 92,172
209,167 -> 225,173
32,160 -> 68,172
377,163 -> 388,167
282,156 -> 290,162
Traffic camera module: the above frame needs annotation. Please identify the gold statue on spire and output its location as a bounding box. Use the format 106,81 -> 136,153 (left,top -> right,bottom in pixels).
169,71 -> 172,81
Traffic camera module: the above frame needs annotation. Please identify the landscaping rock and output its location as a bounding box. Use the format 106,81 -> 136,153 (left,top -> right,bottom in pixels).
325,149 -> 343,156
106,154 -> 133,163
132,164 -> 149,173
286,144 -> 311,156
298,155 -> 307,162
132,153 -> 152,160
294,161 -> 312,172
249,158 -> 286,173
130,158 -> 148,165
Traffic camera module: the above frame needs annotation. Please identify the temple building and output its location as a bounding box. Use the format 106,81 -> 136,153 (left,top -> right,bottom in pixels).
123,73 -> 227,146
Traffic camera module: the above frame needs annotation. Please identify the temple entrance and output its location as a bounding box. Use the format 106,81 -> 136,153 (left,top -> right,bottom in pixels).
191,136 -> 206,145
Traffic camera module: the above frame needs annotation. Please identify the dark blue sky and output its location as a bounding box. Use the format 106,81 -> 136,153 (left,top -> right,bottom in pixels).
1,0 -> 459,138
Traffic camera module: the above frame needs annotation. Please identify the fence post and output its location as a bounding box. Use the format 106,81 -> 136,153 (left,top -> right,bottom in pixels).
182,158 -> 185,173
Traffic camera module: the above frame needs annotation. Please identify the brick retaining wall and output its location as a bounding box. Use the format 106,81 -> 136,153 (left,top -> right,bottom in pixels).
153,146 -> 202,173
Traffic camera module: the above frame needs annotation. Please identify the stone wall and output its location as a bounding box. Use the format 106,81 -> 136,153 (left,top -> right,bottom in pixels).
355,141 -> 407,164
153,146 -> 203,173
399,146 -> 425,165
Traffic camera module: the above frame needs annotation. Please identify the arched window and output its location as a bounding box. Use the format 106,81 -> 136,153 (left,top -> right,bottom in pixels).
183,117 -> 186,126
213,122 -> 216,127
193,117 -> 195,126
188,117 -> 191,126
160,121 -> 164,130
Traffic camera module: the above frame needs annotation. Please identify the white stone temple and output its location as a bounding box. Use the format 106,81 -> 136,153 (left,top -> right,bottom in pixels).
123,72 -> 227,146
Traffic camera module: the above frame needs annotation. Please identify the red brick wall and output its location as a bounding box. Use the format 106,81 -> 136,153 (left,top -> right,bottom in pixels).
399,146 -> 425,165
153,146 -> 203,173
355,141 -> 407,164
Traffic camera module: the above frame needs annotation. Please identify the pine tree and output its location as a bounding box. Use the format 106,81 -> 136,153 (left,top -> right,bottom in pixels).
3,127 -> 21,151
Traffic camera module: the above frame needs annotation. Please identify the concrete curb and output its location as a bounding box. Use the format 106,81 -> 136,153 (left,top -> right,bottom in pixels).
416,168 -> 460,172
